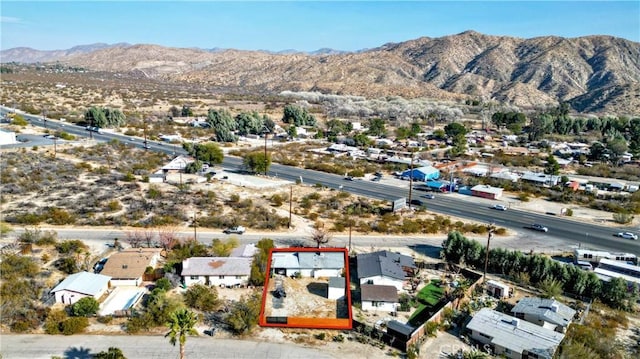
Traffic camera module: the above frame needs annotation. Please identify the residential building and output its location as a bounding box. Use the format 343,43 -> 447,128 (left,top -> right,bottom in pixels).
386,320 -> 415,341
521,172 -> 560,187
360,284 -> 399,312
100,248 -> 163,286
486,280 -> 510,299
50,271 -> 111,305
161,155 -> 194,172
182,257 -> 252,287
466,308 -> 565,359
357,251 -> 416,291
400,166 -> 440,182
471,184 -> 504,200
511,297 -> 576,333
0,130 -> 17,145
271,251 -> 345,278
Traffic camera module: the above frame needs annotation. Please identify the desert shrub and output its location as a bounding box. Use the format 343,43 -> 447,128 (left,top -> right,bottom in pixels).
44,309 -> 67,334
45,208 -> 76,225
183,284 -> 220,312
61,317 -> 89,335
314,332 -> 326,340
0,254 -> 39,279
55,256 -> 79,274
270,194 -> 284,206
155,277 -> 172,291
55,240 -> 87,254
518,193 -> 530,202
612,212 -> 633,224
97,315 -> 113,324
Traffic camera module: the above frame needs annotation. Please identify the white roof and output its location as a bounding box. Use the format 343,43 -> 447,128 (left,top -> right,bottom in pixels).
471,184 -> 503,195
162,155 -> 194,171
181,257 -> 252,276
486,279 -> 509,290
51,271 -> 111,296
467,308 -> 564,359
230,244 -> 258,258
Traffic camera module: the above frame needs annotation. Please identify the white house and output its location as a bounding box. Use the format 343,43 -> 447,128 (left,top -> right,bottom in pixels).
511,297 -> 576,333
271,251 -> 344,278
360,284 -> 398,312
50,271 -> 111,305
357,251 -> 416,291
486,280 -> 510,299
182,257 -> 252,287
0,130 -> 17,145
100,248 -> 163,287
467,308 -> 565,359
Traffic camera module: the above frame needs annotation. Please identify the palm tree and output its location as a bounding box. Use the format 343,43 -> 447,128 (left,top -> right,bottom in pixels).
165,308 -> 198,359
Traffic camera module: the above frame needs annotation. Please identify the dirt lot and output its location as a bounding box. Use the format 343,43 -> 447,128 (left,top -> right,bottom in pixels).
264,275 -> 348,319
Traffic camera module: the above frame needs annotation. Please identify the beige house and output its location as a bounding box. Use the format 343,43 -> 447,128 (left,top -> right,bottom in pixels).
100,248 -> 163,286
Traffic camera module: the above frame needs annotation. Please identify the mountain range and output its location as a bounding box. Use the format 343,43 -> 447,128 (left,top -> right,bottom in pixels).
2,31 -> 639,115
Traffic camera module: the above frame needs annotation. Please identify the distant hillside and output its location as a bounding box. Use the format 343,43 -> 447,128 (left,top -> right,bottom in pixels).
5,31 -> 640,115
0,43 -> 130,63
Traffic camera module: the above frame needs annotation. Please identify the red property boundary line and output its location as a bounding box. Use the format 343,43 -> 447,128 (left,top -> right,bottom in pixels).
258,247 -> 353,330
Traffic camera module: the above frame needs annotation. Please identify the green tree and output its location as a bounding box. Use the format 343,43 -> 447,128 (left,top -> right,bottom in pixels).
211,237 -> 239,257
538,278 -> 563,299
601,277 -> 632,310
93,347 -> 127,359
367,118 -> 386,137
184,160 -> 203,174
183,284 -> 220,312
207,108 -> 237,142
165,308 -> 198,359
544,155 -> 560,176
606,137 -> 628,164
11,114 -> 28,126
243,151 -> 271,174
226,292 -> 262,334
70,297 -> 99,317
588,142 -> 607,162
282,104 -> 316,127
249,238 -> 274,286
235,112 -> 263,136
155,277 -> 172,291
183,143 -> 223,165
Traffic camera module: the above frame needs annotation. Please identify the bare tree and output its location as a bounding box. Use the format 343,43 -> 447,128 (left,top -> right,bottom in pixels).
124,230 -> 144,248
311,228 -> 332,248
142,228 -> 156,248
158,226 -> 180,250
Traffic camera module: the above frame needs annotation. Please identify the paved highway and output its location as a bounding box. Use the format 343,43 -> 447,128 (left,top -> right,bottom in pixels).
3,106 -> 639,255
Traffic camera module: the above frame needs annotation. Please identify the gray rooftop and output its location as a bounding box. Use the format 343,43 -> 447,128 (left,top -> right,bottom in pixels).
386,320 -> 415,336
271,251 -> 345,270
467,308 -> 565,359
356,251 -> 416,280
181,257 -> 252,276
361,284 -> 398,302
50,271 -> 111,296
511,297 -> 576,327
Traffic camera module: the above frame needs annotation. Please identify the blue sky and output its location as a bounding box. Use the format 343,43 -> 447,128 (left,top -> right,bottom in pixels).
1,1 -> 639,51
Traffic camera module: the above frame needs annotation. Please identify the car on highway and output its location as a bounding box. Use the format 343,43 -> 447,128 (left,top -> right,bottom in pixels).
491,204 -> 507,211
616,232 -> 638,240
530,224 -> 549,232
223,226 -> 246,235
409,199 -> 425,206
422,194 -> 435,199
344,176 -> 354,181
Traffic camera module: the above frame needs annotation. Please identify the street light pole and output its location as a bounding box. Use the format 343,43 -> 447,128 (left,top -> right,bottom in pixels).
193,212 -> 198,241
483,222 -> 496,284
407,154 -> 414,208
288,185 -> 293,229
263,128 -> 268,176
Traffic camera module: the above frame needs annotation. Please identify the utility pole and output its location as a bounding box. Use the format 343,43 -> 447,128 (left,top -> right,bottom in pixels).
288,185 -> 293,228
348,219 -> 353,252
42,108 -> 47,130
193,212 -> 198,241
263,128 -> 269,176
407,154 -> 415,208
483,222 -> 496,284
53,137 -> 57,158
143,118 -> 148,151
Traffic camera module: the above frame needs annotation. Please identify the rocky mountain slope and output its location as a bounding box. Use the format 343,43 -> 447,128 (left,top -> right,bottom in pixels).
4,31 -> 639,115
0,43 -> 130,64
